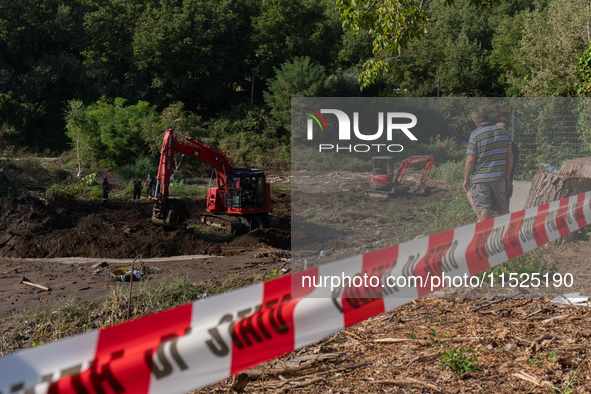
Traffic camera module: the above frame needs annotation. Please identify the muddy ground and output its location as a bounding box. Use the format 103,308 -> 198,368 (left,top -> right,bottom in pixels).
0,190 -> 291,320
0,193 -> 291,259
291,170 -> 454,268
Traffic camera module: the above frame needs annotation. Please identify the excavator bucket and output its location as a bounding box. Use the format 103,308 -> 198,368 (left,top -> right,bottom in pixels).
151,199 -> 191,228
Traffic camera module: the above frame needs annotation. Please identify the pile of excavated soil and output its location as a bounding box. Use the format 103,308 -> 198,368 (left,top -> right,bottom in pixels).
0,194 -> 291,259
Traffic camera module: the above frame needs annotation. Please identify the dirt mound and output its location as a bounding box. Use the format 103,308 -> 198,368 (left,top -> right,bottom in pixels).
231,228 -> 291,250
0,194 -> 291,259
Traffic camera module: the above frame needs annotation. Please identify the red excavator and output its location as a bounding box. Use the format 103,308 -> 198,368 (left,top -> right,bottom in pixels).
364,155 -> 434,198
151,128 -> 279,232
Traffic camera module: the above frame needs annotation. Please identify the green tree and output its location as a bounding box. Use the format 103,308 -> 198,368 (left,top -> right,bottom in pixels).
335,0 -> 502,88
79,98 -> 158,167
489,11 -> 528,96
251,0 -> 341,76
141,102 -> 203,156
132,0 -> 253,113
81,0 -> 152,101
264,56 -> 330,129
65,99 -> 89,176
510,0 -> 591,96
0,0 -> 88,149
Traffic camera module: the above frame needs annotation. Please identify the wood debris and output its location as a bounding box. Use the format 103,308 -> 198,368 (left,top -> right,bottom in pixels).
192,298 -> 591,394
21,277 -> 49,291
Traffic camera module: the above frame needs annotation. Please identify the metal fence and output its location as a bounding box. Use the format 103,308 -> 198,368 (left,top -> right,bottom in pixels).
509,100 -> 591,180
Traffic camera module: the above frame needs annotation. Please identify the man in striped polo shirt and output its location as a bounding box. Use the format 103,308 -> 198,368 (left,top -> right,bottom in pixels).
463,107 -> 513,222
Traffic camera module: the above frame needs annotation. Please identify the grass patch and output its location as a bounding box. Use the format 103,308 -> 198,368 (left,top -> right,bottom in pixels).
481,249 -> 547,284
418,188 -> 475,234
0,274 -> 264,355
169,180 -> 208,199
430,160 -> 464,185
361,217 -> 381,226
270,182 -> 291,194
303,206 -> 321,217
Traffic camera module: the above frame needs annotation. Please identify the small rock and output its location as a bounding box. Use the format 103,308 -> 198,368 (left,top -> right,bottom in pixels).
503,343 -> 516,352
320,250 -> 329,257
78,267 -> 84,270
91,262 -> 109,269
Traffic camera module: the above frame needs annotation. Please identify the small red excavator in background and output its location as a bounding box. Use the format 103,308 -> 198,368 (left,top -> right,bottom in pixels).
151,128 -> 279,232
364,155 -> 434,198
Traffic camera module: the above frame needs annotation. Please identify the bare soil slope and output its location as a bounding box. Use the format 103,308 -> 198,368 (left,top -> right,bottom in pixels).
0,191 -> 291,319
0,194 -> 290,258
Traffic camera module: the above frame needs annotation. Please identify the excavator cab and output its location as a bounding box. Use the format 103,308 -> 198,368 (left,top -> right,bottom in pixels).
370,156 -> 394,191
227,169 -> 267,209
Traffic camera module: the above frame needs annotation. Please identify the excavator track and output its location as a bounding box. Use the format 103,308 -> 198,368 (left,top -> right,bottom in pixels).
364,190 -> 392,199
199,213 -> 281,234
364,185 -> 410,199
200,213 -> 249,234
260,214 -> 281,228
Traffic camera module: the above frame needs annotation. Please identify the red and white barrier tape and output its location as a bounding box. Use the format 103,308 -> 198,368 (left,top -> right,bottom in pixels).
2,192 -> 590,394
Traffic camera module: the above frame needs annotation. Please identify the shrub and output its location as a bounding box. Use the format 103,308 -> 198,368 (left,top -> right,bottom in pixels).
115,156 -> 158,182
439,346 -> 482,374
68,98 -> 158,168
430,161 -> 465,185
45,172 -> 97,198
168,180 -> 208,199
0,181 -> 23,202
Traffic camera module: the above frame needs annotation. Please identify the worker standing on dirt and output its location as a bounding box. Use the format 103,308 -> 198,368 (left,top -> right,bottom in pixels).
102,176 -> 110,203
132,176 -> 142,204
145,173 -> 155,200
463,107 -> 512,222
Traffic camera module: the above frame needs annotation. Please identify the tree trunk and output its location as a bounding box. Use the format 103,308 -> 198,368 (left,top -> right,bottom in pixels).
525,157 -> 591,242
524,173 -> 591,210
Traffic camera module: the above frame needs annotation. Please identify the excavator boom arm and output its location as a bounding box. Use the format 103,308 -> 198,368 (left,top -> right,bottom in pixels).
393,155 -> 434,186
152,129 -> 233,227
155,128 -> 232,199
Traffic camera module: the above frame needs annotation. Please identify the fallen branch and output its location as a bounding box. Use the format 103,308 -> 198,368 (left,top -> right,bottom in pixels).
470,295 -> 520,312
512,371 -> 552,388
21,277 -> 49,291
374,336 -> 480,345
368,378 -> 440,391
534,334 -> 571,343
541,315 -> 570,325
283,376 -> 324,389
243,358 -> 323,379
316,362 -> 370,376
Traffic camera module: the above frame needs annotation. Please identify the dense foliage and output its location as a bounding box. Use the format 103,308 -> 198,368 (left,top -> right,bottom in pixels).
1,0 -> 591,162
